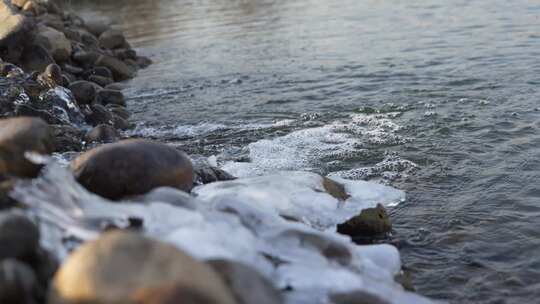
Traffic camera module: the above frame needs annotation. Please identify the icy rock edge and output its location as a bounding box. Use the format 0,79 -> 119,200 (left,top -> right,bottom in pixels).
11,160 -> 433,304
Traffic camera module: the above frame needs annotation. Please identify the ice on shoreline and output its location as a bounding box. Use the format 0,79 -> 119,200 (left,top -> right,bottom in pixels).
11,161 -> 431,304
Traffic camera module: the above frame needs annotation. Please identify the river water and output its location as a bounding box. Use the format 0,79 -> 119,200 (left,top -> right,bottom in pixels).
69,0 -> 540,303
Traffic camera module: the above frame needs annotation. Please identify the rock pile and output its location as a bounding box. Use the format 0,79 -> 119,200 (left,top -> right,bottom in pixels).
0,0 -> 151,151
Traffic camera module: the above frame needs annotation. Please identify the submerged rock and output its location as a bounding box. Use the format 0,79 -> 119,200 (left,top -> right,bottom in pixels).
0,117 -> 54,177
337,204 -> 392,238
49,231 -> 237,304
71,139 -> 194,200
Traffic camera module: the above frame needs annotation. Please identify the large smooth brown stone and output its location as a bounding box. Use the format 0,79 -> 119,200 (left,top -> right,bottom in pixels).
71,139 -> 194,200
0,117 -> 54,178
48,231 -> 237,304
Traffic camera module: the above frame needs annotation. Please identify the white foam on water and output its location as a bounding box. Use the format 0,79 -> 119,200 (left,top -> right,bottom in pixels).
222,113 -> 411,178
126,119 -> 295,138
11,161 -> 432,304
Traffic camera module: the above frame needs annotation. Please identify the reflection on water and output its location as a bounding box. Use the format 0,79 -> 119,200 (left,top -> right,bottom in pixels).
67,0 -> 540,303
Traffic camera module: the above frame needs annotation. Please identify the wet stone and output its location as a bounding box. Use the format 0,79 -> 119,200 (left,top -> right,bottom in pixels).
68,80 -> 96,105
97,89 -> 125,106
0,213 -> 40,261
0,117 -> 54,177
85,124 -> 119,144
88,75 -> 113,87
84,103 -> 113,126
0,259 -> 40,304
71,139 -> 194,199
336,203 -> 392,239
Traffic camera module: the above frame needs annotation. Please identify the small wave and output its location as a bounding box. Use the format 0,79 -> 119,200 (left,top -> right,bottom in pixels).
222,113 -> 412,178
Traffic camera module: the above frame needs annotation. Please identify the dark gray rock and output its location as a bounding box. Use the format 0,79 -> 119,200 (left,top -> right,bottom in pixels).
98,29 -> 126,49
330,290 -> 389,304
95,54 -> 135,81
97,89 -> 124,106
0,259 -> 40,304
194,165 -> 236,185
88,75 -> 113,87
112,114 -> 130,130
85,124 -> 119,144
85,103 -> 113,126
50,124 -> 83,152
107,105 -> 130,120
136,56 -> 152,68
84,19 -> 109,37
68,80 -> 96,105
0,213 -> 39,261
20,44 -> 54,73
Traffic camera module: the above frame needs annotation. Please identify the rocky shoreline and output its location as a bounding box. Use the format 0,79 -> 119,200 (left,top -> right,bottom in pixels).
0,1 -> 429,304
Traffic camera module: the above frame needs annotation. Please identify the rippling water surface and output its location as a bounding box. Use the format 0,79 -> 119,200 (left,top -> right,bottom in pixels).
70,0 -> 540,302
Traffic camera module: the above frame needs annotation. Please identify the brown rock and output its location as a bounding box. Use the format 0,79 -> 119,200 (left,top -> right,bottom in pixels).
322,177 -> 350,201
20,44 -> 54,73
0,117 -> 54,177
11,0 -> 28,8
0,1 -> 35,63
48,231 -> 237,304
336,204 -> 392,238
71,139 -> 194,199
21,1 -> 45,16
